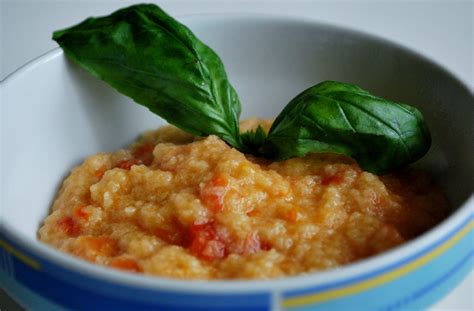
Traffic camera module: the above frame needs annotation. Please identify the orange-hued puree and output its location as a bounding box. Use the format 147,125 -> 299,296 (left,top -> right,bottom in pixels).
39,119 -> 448,279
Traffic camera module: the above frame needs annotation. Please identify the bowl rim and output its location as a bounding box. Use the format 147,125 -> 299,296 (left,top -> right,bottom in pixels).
1,13 -> 473,294
2,12 -> 473,93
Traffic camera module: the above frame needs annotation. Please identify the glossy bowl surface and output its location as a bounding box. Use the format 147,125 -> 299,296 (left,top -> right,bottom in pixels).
1,14 -> 473,310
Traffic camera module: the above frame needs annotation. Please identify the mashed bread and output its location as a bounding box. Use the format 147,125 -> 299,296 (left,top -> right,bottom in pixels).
39,119 -> 448,279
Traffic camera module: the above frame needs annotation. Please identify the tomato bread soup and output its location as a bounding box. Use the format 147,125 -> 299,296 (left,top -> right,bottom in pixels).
39,119 -> 448,279
43,4 -> 444,280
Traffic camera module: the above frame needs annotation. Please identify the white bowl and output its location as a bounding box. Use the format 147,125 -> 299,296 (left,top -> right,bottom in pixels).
1,14 -> 473,310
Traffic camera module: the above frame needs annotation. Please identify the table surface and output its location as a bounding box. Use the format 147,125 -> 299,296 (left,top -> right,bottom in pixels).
1,0 -> 472,310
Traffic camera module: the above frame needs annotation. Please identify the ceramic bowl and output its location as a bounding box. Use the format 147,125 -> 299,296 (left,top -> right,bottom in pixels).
1,14 -> 473,310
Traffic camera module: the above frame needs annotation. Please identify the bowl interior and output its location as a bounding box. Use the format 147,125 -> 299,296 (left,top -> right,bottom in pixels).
2,15 -> 473,249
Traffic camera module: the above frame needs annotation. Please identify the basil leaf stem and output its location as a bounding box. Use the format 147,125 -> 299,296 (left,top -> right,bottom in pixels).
241,125 -> 267,154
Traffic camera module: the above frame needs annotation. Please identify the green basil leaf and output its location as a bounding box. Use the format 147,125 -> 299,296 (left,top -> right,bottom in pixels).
53,3 -> 242,148
262,81 -> 431,174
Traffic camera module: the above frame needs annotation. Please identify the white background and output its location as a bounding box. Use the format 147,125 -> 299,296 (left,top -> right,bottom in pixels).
1,0 -> 473,309
1,0 -> 473,86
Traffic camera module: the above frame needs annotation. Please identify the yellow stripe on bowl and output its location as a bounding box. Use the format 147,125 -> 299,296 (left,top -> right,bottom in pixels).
0,239 -> 41,270
283,220 -> 474,308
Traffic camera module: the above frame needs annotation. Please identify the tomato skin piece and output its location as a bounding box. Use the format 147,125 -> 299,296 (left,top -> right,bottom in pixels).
189,222 -> 228,260
321,174 -> 343,186
200,175 -> 228,212
260,240 -> 272,251
242,231 -> 261,255
132,143 -> 155,165
116,159 -> 141,170
154,227 -> 190,247
110,258 -> 142,273
94,165 -> 107,179
247,209 -> 260,217
189,221 -> 269,260
284,208 -> 299,222
201,239 -> 226,260
190,222 -> 219,260
74,205 -> 89,221
57,217 -> 81,237
81,236 -> 118,256
75,236 -> 119,262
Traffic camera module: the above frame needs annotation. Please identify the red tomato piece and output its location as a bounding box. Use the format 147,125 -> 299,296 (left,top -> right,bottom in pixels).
94,165 -> 107,179
201,240 -> 226,260
57,217 -> 81,237
247,209 -> 260,217
74,205 -> 89,221
242,231 -> 261,255
132,143 -> 155,165
80,236 -> 118,257
321,174 -> 343,186
189,223 -> 268,259
110,258 -> 142,273
116,159 -> 141,170
284,208 -> 299,222
260,240 -> 272,251
154,226 -> 190,247
189,222 -> 226,260
200,175 -> 228,212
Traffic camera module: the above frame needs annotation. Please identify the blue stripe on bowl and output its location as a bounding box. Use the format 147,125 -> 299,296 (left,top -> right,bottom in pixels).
1,269 -> 66,311
0,233 -> 272,310
1,215 -> 472,310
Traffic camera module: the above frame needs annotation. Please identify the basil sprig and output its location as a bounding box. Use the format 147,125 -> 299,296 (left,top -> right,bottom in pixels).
53,4 -> 243,148
54,4 -> 431,174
